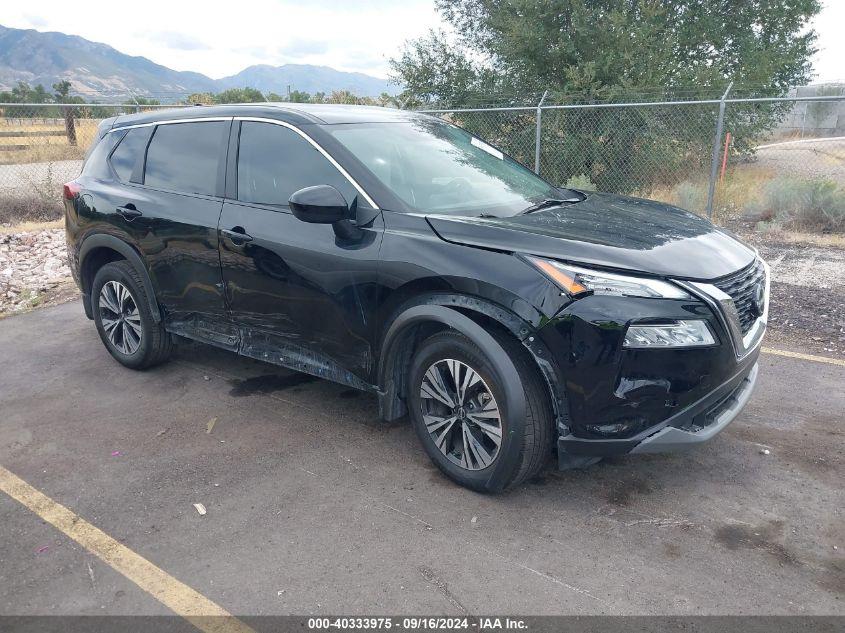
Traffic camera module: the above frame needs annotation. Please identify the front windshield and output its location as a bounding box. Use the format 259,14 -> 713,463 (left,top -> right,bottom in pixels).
325,118 -> 567,216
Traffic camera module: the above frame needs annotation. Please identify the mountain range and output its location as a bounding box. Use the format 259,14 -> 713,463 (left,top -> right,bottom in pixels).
0,24 -> 395,99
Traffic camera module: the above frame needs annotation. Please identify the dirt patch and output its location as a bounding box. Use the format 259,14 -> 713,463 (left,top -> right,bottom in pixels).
713,520 -> 799,566
663,543 -> 682,559
604,476 -> 654,506
732,231 -> 845,359
817,559 -> 845,596
765,281 -> 845,356
726,415 -> 844,488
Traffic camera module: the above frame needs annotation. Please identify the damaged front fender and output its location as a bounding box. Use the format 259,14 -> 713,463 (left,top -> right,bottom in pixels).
376,295 -> 569,439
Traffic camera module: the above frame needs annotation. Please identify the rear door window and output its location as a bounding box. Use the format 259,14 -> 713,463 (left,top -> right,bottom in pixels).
144,121 -> 227,196
236,121 -> 360,207
108,128 -> 149,183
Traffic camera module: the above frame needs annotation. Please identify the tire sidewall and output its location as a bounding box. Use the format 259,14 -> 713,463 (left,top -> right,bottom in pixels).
408,333 -> 524,492
91,262 -> 155,369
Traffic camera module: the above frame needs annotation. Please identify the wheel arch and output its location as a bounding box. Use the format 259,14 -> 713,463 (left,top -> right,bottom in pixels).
79,234 -> 161,322
376,294 -> 567,434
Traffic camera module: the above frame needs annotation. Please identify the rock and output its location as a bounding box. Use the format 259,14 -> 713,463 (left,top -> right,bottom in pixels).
0,228 -> 72,315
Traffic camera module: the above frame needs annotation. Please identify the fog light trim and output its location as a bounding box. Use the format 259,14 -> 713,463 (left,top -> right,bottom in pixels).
624,320 -> 716,348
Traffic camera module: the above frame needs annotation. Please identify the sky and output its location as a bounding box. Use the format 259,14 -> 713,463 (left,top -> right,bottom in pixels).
3,0 -> 843,82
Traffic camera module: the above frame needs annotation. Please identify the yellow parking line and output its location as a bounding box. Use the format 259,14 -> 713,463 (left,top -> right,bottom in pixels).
0,465 -> 255,633
762,347 -> 845,367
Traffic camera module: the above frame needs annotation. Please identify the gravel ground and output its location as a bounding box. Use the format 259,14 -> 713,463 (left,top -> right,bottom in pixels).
755,139 -> 845,183
1,227 -> 843,358
750,237 -> 845,357
0,229 -> 77,316
0,160 -> 82,196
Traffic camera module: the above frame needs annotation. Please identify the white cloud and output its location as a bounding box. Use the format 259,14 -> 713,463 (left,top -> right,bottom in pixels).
3,0 -> 442,79
810,1 -> 845,83
6,1 -> 841,86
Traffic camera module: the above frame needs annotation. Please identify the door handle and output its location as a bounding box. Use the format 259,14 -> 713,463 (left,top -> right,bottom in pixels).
116,205 -> 142,221
221,227 -> 253,243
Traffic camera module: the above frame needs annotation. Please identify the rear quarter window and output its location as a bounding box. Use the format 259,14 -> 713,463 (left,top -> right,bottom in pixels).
108,128 -> 152,183
82,131 -> 123,180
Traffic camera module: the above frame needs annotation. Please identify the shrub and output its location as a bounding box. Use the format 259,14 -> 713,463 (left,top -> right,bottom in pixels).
0,194 -> 62,225
746,178 -> 845,232
565,173 -> 597,190
673,181 -> 707,214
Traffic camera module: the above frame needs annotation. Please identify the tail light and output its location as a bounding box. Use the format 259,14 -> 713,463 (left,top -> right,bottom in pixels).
63,181 -> 81,200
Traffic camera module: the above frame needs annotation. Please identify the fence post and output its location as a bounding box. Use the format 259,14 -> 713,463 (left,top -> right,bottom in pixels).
705,81 -> 733,219
64,106 -> 77,146
534,90 -> 548,174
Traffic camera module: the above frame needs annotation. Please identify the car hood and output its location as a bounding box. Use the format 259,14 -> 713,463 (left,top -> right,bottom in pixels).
425,192 -> 756,280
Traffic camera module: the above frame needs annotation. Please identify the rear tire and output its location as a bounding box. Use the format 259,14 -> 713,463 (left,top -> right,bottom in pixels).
408,330 -> 553,492
91,260 -> 172,370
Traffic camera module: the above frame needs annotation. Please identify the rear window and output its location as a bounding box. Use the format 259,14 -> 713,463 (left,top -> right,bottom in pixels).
144,121 -> 227,196
108,128 -> 150,183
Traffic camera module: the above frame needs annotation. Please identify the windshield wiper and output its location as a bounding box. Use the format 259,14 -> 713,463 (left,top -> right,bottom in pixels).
519,197 -> 581,215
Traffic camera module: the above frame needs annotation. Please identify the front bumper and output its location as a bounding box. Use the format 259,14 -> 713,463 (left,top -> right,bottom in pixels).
632,363 -> 757,453
532,256 -> 769,468
557,361 -> 758,462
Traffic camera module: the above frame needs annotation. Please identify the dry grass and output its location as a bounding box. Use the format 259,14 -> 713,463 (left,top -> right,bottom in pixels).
752,227 -> 845,248
0,193 -> 63,224
0,218 -> 63,234
645,163 -> 778,223
0,118 -> 98,165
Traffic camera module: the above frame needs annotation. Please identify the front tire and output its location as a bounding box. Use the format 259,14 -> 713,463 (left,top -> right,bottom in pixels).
91,260 -> 172,370
408,330 -> 553,492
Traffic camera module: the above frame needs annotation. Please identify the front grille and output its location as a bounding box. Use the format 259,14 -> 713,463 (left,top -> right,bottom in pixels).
712,259 -> 766,335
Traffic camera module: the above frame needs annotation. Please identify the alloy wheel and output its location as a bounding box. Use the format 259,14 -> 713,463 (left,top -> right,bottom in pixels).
98,280 -> 142,355
419,358 -> 502,470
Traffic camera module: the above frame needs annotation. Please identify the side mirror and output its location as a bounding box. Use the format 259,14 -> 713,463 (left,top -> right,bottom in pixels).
289,185 -> 349,224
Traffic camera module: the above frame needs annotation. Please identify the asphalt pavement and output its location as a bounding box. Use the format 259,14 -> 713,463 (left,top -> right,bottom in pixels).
0,301 -> 842,617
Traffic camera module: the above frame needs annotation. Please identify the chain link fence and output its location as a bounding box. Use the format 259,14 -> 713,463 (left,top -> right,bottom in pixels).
0,103 -> 185,224
0,95 -> 843,231
422,93 -> 845,231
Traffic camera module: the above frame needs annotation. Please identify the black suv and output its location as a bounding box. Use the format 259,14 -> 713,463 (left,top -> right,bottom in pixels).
64,104 -> 768,492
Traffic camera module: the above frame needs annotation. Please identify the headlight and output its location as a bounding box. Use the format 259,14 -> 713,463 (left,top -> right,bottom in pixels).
526,257 -> 691,299
624,320 -> 716,348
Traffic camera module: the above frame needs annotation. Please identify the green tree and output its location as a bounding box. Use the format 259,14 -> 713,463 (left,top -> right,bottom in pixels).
289,90 -> 311,103
391,0 -> 822,193
123,96 -> 161,109
376,92 -> 402,108
390,29 -> 501,108
52,81 -> 72,102
9,81 -> 51,103
265,90 -> 311,102
326,90 -> 361,104
185,92 -> 215,105
214,87 -> 265,103
406,0 -> 820,102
